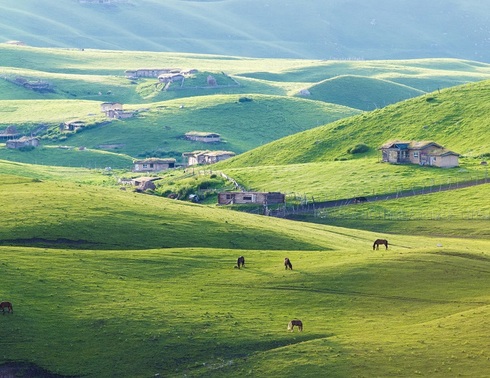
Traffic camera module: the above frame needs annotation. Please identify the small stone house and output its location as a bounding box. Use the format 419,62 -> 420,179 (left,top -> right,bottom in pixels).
218,192 -> 285,205
61,119 -> 86,132
380,140 -> 459,168
185,131 -> 221,143
132,158 -> 176,173
100,102 -> 134,119
6,136 -> 40,149
182,150 -> 236,166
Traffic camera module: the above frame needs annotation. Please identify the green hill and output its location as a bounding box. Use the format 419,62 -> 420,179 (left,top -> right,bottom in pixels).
1,1 -> 490,62
221,79 -> 490,168
0,162 -> 489,377
297,75 -> 425,111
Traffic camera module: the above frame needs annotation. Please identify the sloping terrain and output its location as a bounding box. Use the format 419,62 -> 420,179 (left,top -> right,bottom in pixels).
1,0 -> 490,62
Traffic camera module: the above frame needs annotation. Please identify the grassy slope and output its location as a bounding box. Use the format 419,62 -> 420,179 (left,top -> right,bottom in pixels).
300,75 -> 425,111
220,79 -> 490,168
1,241 -> 489,377
1,166 -> 489,378
1,0 -> 490,62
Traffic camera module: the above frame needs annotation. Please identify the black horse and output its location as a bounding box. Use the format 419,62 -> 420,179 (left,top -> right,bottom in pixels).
373,239 -> 389,250
284,257 -> 293,270
236,256 -> 245,269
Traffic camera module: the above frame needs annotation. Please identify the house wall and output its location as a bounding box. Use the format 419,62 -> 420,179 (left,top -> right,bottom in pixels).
433,155 -> 459,168
218,192 -> 285,205
133,162 -> 174,172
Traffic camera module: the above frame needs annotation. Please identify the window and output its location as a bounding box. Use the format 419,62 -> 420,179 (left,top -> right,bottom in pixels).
413,152 -> 419,158
243,196 -> 253,201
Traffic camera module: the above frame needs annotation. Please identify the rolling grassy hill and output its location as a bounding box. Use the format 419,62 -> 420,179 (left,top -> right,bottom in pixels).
2,46 -> 490,168
298,75 -> 425,111
1,1 -> 490,62
0,162 -> 489,377
219,79 -> 490,168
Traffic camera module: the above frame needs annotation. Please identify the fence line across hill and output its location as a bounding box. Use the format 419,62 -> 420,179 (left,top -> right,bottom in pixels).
267,177 -> 489,218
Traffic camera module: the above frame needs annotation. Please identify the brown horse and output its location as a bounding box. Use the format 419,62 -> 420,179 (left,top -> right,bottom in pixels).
0,301 -> 13,314
287,319 -> 303,332
373,239 -> 389,250
284,257 -> 293,270
236,256 -> 245,269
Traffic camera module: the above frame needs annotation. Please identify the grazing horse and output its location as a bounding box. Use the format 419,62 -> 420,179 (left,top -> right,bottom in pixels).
373,239 -> 389,250
0,301 -> 13,314
284,257 -> 293,270
287,319 -> 303,332
236,256 -> 245,269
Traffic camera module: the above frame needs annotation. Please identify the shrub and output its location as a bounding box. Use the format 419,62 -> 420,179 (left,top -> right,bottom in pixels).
347,143 -> 369,154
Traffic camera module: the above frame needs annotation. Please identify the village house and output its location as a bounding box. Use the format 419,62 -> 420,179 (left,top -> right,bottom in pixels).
218,192 -> 285,205
100,102 -> 134,119
61,119 -> 86,132
380,140 -> 459,168
158,73 -> 185,83
124,68 -> 188,79
185,131 -> 221,143
6,136 -> 39,149
0,125 -> 21,140
182,150 -> 236,166
132,158 -> 176,173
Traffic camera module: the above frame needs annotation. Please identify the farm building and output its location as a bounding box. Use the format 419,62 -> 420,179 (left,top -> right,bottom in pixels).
124,68 -> 183,79
218,192 -> 285,205
185,131 -> 221,143
132,158 -> 176,173
380,140 -> 459,168
182,150 -> 236,166
100,102 -> 134,119
6,136 -> 39,149
0,125 -> 21,140
61,119 -> 86,132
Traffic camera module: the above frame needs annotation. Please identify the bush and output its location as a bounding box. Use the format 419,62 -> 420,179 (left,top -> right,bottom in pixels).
347,143 -> 369,154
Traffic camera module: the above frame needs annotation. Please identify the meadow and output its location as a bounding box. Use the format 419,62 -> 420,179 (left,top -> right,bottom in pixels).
1,46 -> 490,377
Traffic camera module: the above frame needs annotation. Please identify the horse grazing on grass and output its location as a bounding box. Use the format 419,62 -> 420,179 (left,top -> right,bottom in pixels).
287,319 -> 303,332
236,256 -> 245,269
0,301 -> 13,314
284,257 -> 293,270
373,239 -> 389,250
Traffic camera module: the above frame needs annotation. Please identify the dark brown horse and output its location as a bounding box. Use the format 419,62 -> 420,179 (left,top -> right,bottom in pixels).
0,301 -> 13,314
287,319 -> 303,332
373,239 -> 389,250
236,256 -> 245,269
284,257 -> 293,270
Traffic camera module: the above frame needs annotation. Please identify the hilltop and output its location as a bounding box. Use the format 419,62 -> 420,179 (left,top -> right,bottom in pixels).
1,1 -> 490,62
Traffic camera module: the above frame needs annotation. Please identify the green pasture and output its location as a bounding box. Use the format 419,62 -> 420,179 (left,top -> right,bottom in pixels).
1,239 -> 489,377
219,157 -> 488,202
0,146 -> 133,169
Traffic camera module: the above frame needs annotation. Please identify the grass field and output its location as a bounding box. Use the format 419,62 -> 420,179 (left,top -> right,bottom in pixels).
2,240 -> 489,377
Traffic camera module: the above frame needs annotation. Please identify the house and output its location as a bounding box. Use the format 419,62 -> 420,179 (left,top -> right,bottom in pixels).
124,68 -> 183,79
218,192 -> 285,205
185,131 -> 221,143
6,136 -> 39,149
61,119 -> 86,132
0,125 -> 21,140
158,73 -> 185,83
182,150 -> 236,166
100,102 -> 134,119
380,140 -> 459,168
132,158 -> 176,173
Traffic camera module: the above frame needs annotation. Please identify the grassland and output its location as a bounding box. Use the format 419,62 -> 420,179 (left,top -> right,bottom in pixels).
1,45 -> 490,377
